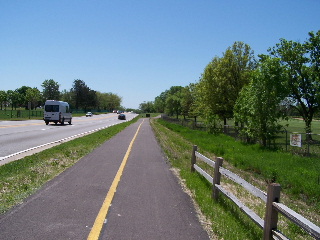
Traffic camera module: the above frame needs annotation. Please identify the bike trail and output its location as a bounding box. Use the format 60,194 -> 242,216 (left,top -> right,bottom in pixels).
0,118 -> 210,240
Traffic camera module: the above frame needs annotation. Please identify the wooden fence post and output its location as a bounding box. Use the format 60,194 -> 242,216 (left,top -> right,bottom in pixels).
263,183 -> 281,240
191,145 -> 197,172
213,157 -> 223,200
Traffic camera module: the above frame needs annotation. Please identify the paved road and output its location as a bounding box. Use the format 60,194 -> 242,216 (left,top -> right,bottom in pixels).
0,113 -> 138,165
0,118 -> 210,240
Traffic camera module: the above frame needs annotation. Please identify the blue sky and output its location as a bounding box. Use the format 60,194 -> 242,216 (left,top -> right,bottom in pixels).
1,0 -> 319,109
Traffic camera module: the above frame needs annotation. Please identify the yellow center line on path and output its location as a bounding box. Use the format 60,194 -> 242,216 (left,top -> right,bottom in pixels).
87,119 -> 144,240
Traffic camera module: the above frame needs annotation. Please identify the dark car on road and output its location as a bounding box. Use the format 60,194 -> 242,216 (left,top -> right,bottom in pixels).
118,113 -> 126,120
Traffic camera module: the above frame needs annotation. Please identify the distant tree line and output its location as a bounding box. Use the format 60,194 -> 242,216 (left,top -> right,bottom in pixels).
0,79 -> 122,112
140,30 -> 320,146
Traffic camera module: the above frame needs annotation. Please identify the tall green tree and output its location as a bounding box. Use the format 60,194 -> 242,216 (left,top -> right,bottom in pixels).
196,42 -> 256,126
269,30 -> 320,140
234,56 -> 288,146
25,87 -> 42,109
165,86 -> 183,118
180,85 -> 193,119
60,89 -> 73,105
41,79 -> 60,100
154,91 -> 168,113
196,56 -> 222,126
186,83 -> 200,119
218,42 -> 256,123
85,89 -> 98,110
105,93 -> 122,111
70,79 -> 90,109
95,92 -> 122,111
96,92 -> 106,110
15,86 -> 31,108
0,90 -> 7,110
7,90 -> 21,110
139,101 -> 155,113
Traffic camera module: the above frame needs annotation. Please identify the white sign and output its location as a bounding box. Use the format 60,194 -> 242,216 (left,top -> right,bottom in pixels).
290,134 -> 302,147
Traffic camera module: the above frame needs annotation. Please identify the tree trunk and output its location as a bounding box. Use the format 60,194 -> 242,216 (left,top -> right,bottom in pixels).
305,119 -> 313,141
262,136 -> 267,147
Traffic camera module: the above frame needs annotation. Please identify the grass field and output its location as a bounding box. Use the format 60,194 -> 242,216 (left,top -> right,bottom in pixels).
151,118 -> 320,239
167,115 -> 320,157
0,109 -> 43,120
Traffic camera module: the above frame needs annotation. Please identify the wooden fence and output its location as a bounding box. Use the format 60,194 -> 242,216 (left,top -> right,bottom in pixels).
191,145 -> 320,240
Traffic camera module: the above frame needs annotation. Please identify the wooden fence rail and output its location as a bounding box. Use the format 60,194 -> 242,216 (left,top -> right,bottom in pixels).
191,145 -> 320,240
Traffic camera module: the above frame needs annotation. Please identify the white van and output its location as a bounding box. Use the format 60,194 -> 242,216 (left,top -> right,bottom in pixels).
43,100 -> 72,125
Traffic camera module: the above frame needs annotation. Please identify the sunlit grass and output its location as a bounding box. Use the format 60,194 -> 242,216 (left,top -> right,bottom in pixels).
0,116 -> 139,214
151,118 -> 319,239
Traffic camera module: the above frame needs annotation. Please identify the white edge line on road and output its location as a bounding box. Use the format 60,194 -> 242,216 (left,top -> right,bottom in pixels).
0,117 -> 135,165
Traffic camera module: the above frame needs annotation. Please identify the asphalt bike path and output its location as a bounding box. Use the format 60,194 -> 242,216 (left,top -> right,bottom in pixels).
0,118 -> 210,240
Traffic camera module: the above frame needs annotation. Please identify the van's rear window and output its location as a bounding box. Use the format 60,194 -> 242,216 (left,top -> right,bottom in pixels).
45,105 -> 59,112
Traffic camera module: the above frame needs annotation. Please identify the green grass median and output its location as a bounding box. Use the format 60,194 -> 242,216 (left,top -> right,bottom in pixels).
0,116 -> 139,214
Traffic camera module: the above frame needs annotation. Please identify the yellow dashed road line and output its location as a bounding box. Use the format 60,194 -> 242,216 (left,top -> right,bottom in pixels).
87,120 -> 144,240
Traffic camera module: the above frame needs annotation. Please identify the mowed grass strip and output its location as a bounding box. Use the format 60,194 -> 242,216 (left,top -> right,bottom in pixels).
150,118 -> 320,240
150,118 -> 262,239
0,116 -> 139,214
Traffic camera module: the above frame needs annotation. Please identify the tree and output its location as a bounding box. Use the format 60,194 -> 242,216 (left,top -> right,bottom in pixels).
96,91 -> 106,110
154,91 -> 168,113
60,89 -> 73,105
196,42 -> 256,126
234,56 -> 289,146
269,30 -> 320,140
41,79 -> 60,100
7,90 -> 21,110
25,87 -> 42,109
217,42 -> 256,124
85,89 -> 98,110
165,86 -> 183,118
186,83 -> 200,120
70,79 -> 91,110
15,86 -> 32,108
94,92 -> 122,111
0,90 -> 7,110
180,84 -> 194,119
196,56 -> 222,125
139,101 -> 155,113
106,93 -> 122,111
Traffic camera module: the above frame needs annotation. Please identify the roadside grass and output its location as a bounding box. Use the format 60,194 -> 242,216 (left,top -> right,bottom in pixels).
280,118 -> 320,134
169,115 -> 320,156
151,118 -> 320,239
151,118 -> 262,239
0,109 -> 43,120
0,116 -> 139,214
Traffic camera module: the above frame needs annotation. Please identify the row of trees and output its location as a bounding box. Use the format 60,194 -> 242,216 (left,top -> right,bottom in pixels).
0,79 -> 123,112
145,30 -> 320,146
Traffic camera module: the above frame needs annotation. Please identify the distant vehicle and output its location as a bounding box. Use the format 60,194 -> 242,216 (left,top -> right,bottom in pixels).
43,100 -> 72,125
86,112 -> 93,117
113,110 -> 117,113
117,110 -> 122,114
118,113 -> 126,120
